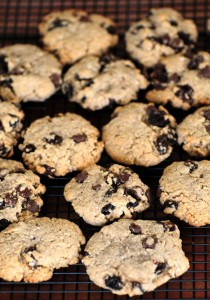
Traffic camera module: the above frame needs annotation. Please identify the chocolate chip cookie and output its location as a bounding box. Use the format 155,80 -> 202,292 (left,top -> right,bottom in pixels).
146,51 -> 210,110
82,219 -> 189,296
0,217 -> 85,282
64,164 -> 151,226
0,158 -> 46,223
158,160 -> 210,227
39,9 -> 118,65
0,101 -> 24,158
125,8 -> 198,68
19,113 -> 104,177
177,106 -> 210,157
62,54 -> 148,110
0,44 -> 62,103
102,103 -> 177,167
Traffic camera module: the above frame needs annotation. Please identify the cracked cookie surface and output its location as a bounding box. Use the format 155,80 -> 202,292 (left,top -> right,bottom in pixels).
82,219 -> 189,296
159,160 -> 210,226
19,113 -> 104,177
0,44 -> 62,103
125,7 -> 197,68
0,158 -> 45,223
146,51 -> 210,110
177,106 -> 210,157
102,103 -> 177,167
39,9 -> 118,65
0,101 -> 24,158
0,217 -> 85,282
64,164 -> 151,226
63,54 -> 148,110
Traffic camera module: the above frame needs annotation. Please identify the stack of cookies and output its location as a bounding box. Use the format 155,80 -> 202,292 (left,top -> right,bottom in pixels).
0,7 -> 209,297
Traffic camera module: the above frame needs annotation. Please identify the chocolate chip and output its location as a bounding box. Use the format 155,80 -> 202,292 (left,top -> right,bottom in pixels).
0,219 -> 11,230
81,96 -> 86,103
92,184 -> 101,191
178,31 -> 192,45
158,35 -> 183,52
169,73 -> 180,83
27,200 -> 39,213
147,105 -> 168,127
155,262 -> 166,275
0,143 -> 8,157
23,144 -> 36,153
163,200 -> 178,211
10,67 -> 24,75
203,109 -> 210,120
71,133 -> 87,143
170,20 -> 178,26
99,54 -> 115,73
44,133 -> 63,145
106,25 -> 116,34
105,185 -> 118,197
101,203 -> 115,215
184,160 -> 198,173
75,171 -> 88,183
188,55 -> 204,70
157,220 -> 176,232
4,193 -> 18,208
175,84 -> 194,104
151,63 -> 168,83
48,18 -> 70,31
74,74 -> 94,87
126,200 -> 139,208
142,235 -> 158,249
124,187 -> 142,201
129,223 -> 142,234
42,164 -> 55,176
199,65 -> 210,78
50,73 -> 61,88
155,135 -> 169,154
206,125 -> 210,133
16,185 -> 32,198
0,78 -> 14,91
9,114 -> 19,129
118,172 -> 130,183
105,276 -> 123,290
0,55 -> 8,74
62,83 -> 73,98
0,121 -> 4,131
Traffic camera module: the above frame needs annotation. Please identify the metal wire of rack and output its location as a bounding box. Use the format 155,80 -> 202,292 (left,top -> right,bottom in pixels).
0,0 -> 210,299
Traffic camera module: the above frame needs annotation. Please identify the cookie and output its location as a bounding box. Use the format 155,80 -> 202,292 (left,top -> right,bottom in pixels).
177,106 -> 210,157
0,158 -> 46,223
64,164 -> 151,226
62,54 -> 148,110
19,113 -> 104,177
102,103 -> 177,167
0,101 -> 24,158
82,219 -> 189,296
0,44 -> 62,103
0,217 -> 85,282
125,8 -> 198,68
39,9 -> 118,65
146,51 -> 210,110
158,160 -> 210,227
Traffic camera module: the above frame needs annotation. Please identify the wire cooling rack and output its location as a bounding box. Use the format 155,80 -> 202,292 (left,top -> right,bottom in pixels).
0,0 -> 210,299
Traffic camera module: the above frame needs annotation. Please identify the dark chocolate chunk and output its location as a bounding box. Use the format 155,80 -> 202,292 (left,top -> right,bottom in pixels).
151,63 -> 168,83
42,164 -> 55,176
169,73 -> 180,83
203,109 -> 210,120
155,135 -> 169,154
16,185 -> 32,198
26,200 -> 39,213
0,219 -> 11,230
184,160 -> 198,173
75,171 -> 88,183
48,18 -> 70,31
188,55 -> 204,70
142,235 -> 158,249
178,31 -> 192,45
4,193 -> 18,208
118,171 -> 130,183
44,133 -> 63,145
147,105 -> 168,127
129,223 -> 142,234
105,275 -> 123,290
199,65 -> 210,78
62,83 -> 73,98
50,73 -> 61,88
23,144 -> 36,153
163,200 -> 178,211
106,25 -> 116,34
92,184 -> 101,191
155,262 -> 166,275
170,20 -> 178,26
71,133 -> 87,143
101,203 -> 115,215
0,55 -> 8,74
175,84 -> 194,104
